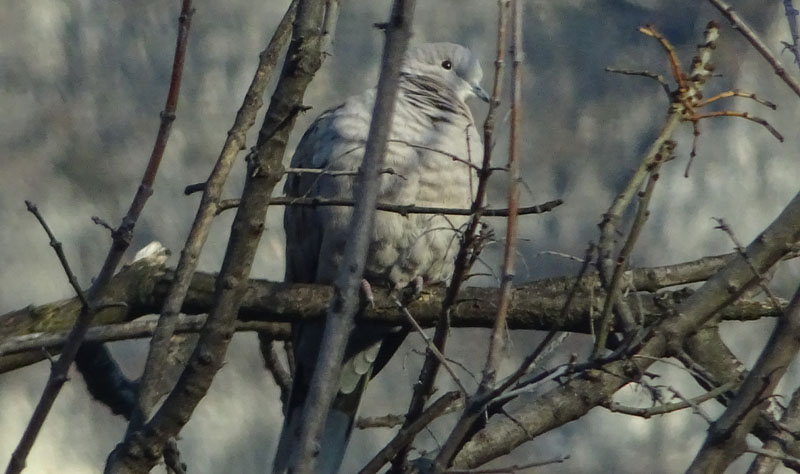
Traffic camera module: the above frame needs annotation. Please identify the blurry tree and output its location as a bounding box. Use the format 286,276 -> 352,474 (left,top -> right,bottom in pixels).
1,1 -> 800,473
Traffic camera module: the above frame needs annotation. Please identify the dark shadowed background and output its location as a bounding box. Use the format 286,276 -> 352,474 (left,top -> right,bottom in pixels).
1,1 -> 799,472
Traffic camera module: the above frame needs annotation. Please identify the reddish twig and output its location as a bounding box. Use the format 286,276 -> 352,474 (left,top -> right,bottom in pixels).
429,3 -> 523,472
130,0 -> 297,434
104,0 -> 328,471
481,0 -> 524,389
4,3 -> 194,473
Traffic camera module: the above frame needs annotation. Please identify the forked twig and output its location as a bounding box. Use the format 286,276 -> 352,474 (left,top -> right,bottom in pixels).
389,2 -> 512,471
130,0 -> 298,435
393,297 -> 467,395
5,3 -> 195,473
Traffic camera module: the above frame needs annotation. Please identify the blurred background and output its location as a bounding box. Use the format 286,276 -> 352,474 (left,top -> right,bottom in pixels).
1,0 -> 799,472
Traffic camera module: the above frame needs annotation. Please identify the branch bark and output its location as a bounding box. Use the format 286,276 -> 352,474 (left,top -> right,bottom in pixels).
286,2 -> 415,471
0,252 -> 787,372
103,1 -> 327,471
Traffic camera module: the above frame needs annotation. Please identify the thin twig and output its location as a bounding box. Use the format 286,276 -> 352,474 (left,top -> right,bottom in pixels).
24,202 -> 91,310
389,3 -> 510,470
430,4 -> 523,472
783,0 -> 800,67
286,2 -> 415,472
592,141 -> 672,358
480,0 -> 524,390
708,0 -> 800,97
692,111 -> 783,142
601,382 -> 735,419
216,196 -> 563,217
259,337 -> 293,409
104,1 -> 328,471
713,218 -> 783,313
490,243 -> 596,401
605,67 -> 671,96
357,392 -> 463,474
394,298 -> 467,394
695,89 -> 777,109
445,455 -> 569,473
5,3 -> 194,473
130,0 -> 298,434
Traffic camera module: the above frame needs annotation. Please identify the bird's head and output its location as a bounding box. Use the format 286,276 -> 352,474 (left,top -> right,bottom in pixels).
402,42 -> 489,103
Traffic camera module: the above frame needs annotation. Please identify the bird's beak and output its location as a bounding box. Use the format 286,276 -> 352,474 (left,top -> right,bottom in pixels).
472,83 -> 490,103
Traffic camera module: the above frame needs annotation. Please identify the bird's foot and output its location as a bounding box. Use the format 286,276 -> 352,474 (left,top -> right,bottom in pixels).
411,276 -> 424,298
361,279 -> 376,309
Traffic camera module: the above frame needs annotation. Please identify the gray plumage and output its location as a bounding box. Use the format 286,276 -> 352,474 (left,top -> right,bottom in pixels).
274,42 -> 487,474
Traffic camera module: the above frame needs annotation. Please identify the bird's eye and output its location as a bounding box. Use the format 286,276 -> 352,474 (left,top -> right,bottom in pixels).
441,59 -> 452,70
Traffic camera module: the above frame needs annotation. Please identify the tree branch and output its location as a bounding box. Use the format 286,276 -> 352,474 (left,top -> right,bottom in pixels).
286,2 -> 415,471
131,0 -> 299,432
5,2 -> 194,473
103,0 -> 327,472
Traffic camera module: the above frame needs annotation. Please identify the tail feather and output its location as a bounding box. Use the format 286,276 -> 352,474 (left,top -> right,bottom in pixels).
273,322 -> 399,474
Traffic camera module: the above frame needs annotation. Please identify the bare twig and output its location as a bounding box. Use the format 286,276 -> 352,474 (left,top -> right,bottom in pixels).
491,243 -> 596,400
605,67 -> 671,96
592,141 -> 672,357
713,218 -> 783,312
104,1 -> 328,472
259,337 -> 294,409
783,0 -> 800,67
216,195 -> 563,217
686,282 -> 800,474
695,89 -> 777,109
358,392 -> 463,474
708,0 -> 800,97
445,455 -> 569,473
692,111 -> 783,142
601,382 -> 735,419
394,298 -> 467,394
481,0 -> 524,390
130,0 -> 298,435
389,3 -> 511,471
5,3 -> 194,473
23,202 -> 91,310
286,2 -> 415,472
429,4 -> 523,472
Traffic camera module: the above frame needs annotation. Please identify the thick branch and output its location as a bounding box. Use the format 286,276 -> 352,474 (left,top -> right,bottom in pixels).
452,190 -> 800,469
103,1 -> 327,472
0,255 -> 786,372
132,0 -> 298,430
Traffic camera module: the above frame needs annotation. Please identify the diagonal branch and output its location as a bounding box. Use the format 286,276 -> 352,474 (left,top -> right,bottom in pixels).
130,0 -> 298,434
103,1 -> 328,472
389,2 -> 511,471
686,282 -> 800,474
286,2 -> 415,472
708,0 -> 800,97
4,3 -> 195,473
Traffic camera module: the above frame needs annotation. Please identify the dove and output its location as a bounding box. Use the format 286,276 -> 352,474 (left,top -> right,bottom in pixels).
274,42 -> 488,474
